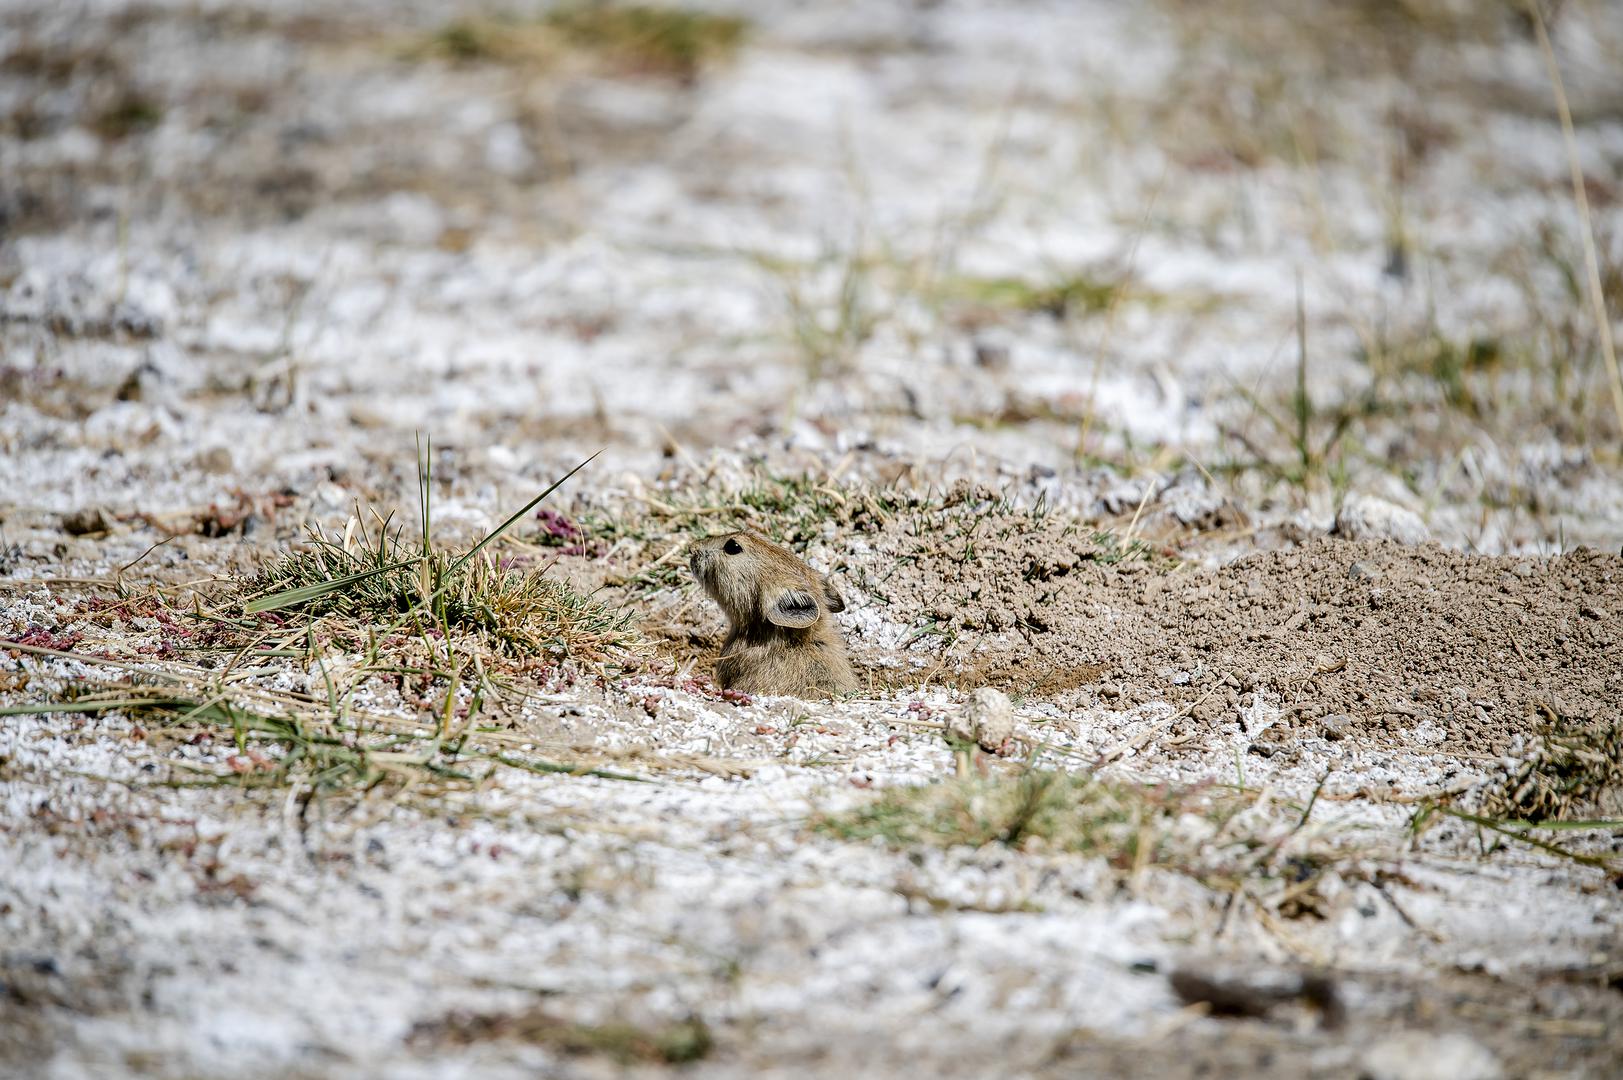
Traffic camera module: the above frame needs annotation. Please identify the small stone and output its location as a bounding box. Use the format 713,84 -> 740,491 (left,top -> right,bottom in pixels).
348,403 -> 390,429
313,481 -> 347,509
1362,1032 -> 1501,1080
1333,493 -> 1428,545
1347,561 -> 1381,581
60,507 -> 110,536
195,446 -> 234,474
1169,965 -> 1341,1027
947,687 -> 1015,754
973,340 -> 1010,370
1098,683 -> 1122,700
1321,713 -> 1351,740
115,367 -> 145,402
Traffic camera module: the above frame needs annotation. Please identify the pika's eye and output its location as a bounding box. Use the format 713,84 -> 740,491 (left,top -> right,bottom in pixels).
723,538 -> 743,555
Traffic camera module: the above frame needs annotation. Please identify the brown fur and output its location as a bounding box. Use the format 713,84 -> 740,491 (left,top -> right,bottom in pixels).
688,530 -> 857,699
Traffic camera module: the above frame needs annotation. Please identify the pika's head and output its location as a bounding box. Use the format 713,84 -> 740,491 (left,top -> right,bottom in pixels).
688,530 -> 845,630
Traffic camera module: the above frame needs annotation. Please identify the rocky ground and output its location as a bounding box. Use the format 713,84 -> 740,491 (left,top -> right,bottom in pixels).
3,1 -> 1622,1077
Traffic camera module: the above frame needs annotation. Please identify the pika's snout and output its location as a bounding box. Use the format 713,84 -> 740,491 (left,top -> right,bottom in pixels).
686,540 -> 717,590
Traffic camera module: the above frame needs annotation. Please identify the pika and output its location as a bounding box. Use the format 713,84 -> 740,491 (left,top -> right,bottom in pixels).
688,530 -> 857,699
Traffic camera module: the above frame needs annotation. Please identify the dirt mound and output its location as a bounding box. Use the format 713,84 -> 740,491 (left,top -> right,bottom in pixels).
828,519 -> 1620,755
624,480 -> 1620,756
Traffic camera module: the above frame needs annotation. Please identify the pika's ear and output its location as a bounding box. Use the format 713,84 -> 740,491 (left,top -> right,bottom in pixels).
765,587 -> 820,628
820,576 -> 845,614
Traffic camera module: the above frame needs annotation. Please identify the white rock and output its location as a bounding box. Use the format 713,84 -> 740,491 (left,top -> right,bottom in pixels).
1334,493 -> 1429,545
947,687 -> 1014,753
1362,1032 -> 1501,1080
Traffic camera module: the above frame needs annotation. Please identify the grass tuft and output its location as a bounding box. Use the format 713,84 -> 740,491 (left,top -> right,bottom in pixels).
413,3 -> 747,81
546,2 -> 747,80
949,272 -> 1126,320
1480,709 -> 1623,823
248,523 -> 639,661
414,19 -> 559,66
820,769 -> 1241,870
93,95 -> 162,140
244,449 -> 637,661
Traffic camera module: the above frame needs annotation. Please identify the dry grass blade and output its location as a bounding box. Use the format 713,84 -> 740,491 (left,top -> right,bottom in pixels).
545,2 -> 747,79
1526,0 -> 1623,436
2,697 -> 196,716
413,3 -> 747,81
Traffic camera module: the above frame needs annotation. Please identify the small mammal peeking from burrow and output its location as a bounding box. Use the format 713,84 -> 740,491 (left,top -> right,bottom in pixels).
688,530 -> 857,699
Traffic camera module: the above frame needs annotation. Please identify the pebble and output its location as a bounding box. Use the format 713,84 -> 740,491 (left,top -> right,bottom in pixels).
195,446 -> 234,474
60,508 -> 111,536
972,340 -> 1010,371
947,687 -> 1015,753
1334,493 -> 1429,545
1361,1032 -> 1501,1080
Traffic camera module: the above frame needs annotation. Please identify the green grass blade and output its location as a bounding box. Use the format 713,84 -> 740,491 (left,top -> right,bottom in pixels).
418,431 -> 433,558
244,559 -> 418,613
0,698 -> 190,716
446,449 -> 603,576
1435,806 -> 1620,868
492,751 -> 648,783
